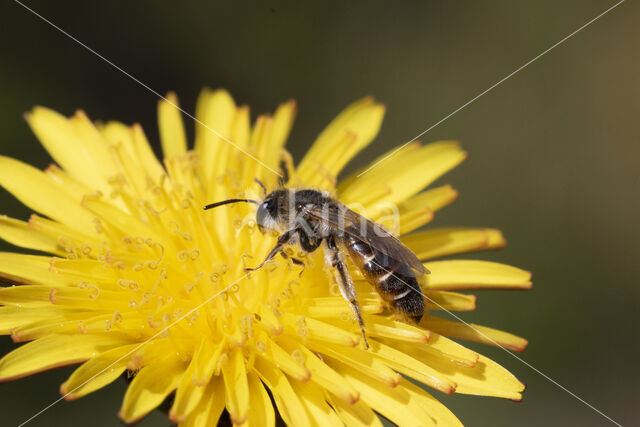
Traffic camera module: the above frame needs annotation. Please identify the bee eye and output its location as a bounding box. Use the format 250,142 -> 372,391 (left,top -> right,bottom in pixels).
263,199 -> 278,216
256,201 -> 272,228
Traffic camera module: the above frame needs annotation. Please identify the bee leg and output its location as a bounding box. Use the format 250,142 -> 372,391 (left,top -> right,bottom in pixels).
279,250 -> 306,277
245,230 -> 294,272
278,249 -> 303,264
324,237 -> 370,349
290,257 -> 305,266
278,150 -> 295,187
292,258 -> 306,278
297,228 -> 322,252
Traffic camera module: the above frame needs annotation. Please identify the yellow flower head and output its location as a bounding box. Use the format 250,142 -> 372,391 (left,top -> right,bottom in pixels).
0,89 -> 530,426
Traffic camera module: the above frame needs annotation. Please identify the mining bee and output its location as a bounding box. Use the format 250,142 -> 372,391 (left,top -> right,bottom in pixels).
204,183 -> 429,349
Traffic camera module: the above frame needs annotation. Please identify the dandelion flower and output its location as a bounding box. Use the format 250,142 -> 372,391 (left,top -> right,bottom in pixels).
0,89 -> 530,426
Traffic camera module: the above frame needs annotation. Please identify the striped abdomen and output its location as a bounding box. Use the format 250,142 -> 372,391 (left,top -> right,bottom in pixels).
344,235 -> 425,322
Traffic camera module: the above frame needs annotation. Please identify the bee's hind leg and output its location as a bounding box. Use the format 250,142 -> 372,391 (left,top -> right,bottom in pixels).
324,236 -> 369,349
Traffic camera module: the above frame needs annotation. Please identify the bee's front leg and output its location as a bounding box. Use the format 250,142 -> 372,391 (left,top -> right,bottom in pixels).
245,229 -> 295,272
279,249 -> 306,277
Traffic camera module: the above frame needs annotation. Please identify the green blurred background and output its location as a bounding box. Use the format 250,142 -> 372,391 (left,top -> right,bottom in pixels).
1,1 -> 638,425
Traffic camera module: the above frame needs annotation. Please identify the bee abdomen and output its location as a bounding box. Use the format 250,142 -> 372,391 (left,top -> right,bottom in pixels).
344,236 -> 425,321
391,286 -> 425,323
369,265 -> 426,320
347,238 -> 373,257
377,270 -> 410,296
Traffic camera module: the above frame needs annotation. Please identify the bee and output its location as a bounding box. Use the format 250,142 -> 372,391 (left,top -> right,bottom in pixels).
204,184 -> 429,349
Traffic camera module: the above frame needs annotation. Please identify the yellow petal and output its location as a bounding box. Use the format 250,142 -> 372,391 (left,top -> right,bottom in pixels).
0,253 -> 74,287
98,120 -> 133,154
340,184 -> 391,210
0,306 -> 75,334
0,285 -> 53,307
43,163 -> 95,201
397,184 -> 459,221
401,379 -> 463,426
158,92 -> 188,158
44,167 -> 124,232
256,334 -> 310,382
221,347 -> 250,424
427,291 -> 476,311
425,260 -> 532,290
297,97 -> 385,184
292,380 -> 343,426
427,352 -> 525,400
256,305 -> 284,335
403,228 -> 506,260
397,207 -> 434,236
193,337 -> 226,385
81,197 -> 166,244
130,123 -> 166,182
338,141 -> 421,192
179,375 -> 226,427
48,287 -> 135,311
68,110 -> 119,180
126,339 -> 175,371
306,341 -> 401,387
340,141 -> 466,212
241,372 -> 276,427
49,258 -> 118,283
390,334 -> 479,369
25,107 -> 109,193
424,333 -> 480,367
319,132 -> 360,182
60,343 -> 138,399
283,313 -> 360,347
301,296 -> 384,318
335,364 -> 435,427
254,357 -> 310,427
119,356 -> 185,423
259,100 -> 297,185
169,339 -> 210,423
109,141 -> 148,198
278,335 -> 359,404
27,214 -> 102,256
0,284 -> 132,312
302,132 -> 356,189
425,316 -> 529,352
4,286 -> 120,313
0,156 -> 94,233
67,110 -> 125,186
0,215 -> 62,255
226,105 -> 251,177
326,392 -> 382,427
368,340 -> 457,394
0,334 -> 132,382
194,88 -> 237,186
10,311 -> 97,342
11,312 -> 148,343
246,115 -> 274,185
362,314 -> 430,344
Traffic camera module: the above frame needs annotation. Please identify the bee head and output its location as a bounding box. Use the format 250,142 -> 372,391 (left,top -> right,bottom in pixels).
256,189 -> 289,233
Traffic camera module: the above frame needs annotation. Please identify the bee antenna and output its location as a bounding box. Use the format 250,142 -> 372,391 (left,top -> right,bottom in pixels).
203,199 -> 259,210
254,178 -> 267,197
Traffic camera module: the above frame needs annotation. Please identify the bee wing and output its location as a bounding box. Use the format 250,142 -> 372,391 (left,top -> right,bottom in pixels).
302,204 -> 429,276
